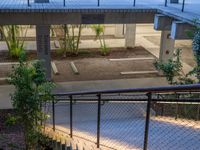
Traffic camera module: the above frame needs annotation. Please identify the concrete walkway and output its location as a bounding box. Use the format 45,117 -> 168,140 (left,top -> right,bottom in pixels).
0,77 -> 168,109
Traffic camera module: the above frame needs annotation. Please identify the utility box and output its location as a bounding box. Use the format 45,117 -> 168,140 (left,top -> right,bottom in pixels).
170,0 -> 179,3
35,0 -> 49,3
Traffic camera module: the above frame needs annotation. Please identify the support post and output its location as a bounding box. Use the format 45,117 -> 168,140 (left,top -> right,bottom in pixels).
115,24 -> 124,38
97,94 -> 101,148
125,24 -> 136,49
63,0 -> 65,7
36,25 -> 51,80
52,99 -> 55,131
159,30 -> 175,63
143,93 -> 151,150
98,0 -> 100,6
70,95 -> 73,138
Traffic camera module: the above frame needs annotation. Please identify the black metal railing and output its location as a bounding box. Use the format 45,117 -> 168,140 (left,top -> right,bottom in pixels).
44,84 -> 200,150
27,0 -> 187,13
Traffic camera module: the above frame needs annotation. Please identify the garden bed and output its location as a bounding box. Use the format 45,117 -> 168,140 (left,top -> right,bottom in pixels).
0,46 -> 161,83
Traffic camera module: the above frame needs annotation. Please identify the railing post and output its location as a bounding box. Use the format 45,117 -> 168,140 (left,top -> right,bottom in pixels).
161,103 -> 164,116
133,0 -> 136,6
52,99 -> 55,131
175,103 -> 179,120
143,92 -> 152,150
197,104 -> 200,121
97,0 -> 100,7
28,0 -> 30,7
165,0 -> 167,7
97,94 -> 101,148
64,0 -> 65,7
175,94 -> 179,120
182,0 -> 185,12
70,95 -> 73,138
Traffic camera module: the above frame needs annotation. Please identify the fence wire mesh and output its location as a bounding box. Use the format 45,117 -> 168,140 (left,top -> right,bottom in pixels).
73,101 -> 98,143
48,92 -> 200,150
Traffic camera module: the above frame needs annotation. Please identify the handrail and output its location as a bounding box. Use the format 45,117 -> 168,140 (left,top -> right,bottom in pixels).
53,84 -> 200,96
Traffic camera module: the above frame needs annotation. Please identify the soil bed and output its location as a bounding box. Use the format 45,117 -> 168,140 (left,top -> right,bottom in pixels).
0,46 -> 161,82
0,109 -> 25,150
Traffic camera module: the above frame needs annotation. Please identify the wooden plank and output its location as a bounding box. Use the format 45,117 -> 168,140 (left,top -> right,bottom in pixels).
121,71 -> 158,75
109,57 -> 155,61
70,61 -> 79,75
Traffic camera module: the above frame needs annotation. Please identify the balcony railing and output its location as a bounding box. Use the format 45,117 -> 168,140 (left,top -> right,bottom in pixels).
1,0 -> 199,14
45,84 -> 200,150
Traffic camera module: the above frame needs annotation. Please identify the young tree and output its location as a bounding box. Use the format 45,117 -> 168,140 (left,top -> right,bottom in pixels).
154,48 -> 195,85
9,52 -> 55,149
91,24 -> 109,56
59,24 -> 82,56
0,25 -> 28,58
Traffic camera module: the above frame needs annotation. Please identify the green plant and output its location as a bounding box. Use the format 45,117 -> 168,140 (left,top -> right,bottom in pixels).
59,24 -> 83,56
91,24 -> 109,56
8,51 -> 55,149
154,49 -> 183,84
0,25 -> 28,58
5,114 -> 18,127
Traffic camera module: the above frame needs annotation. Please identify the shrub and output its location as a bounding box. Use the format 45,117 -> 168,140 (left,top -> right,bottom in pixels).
8,51 -> 55,149
91,24 -> 110,56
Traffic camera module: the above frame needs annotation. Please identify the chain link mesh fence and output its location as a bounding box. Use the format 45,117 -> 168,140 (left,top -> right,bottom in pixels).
47,92 -> 200,150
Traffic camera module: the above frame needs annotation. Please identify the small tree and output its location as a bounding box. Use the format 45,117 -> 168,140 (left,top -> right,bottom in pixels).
154,49 -> 183,84
91,24 -> 109,56
0,25 -> 28,58
8,52 -> 55,149
59,24 -> 82,56
155,48 -> 195,85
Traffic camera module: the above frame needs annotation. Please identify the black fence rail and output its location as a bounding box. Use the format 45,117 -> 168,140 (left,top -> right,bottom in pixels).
44,84 -> 200,150
27,0 -> 187,12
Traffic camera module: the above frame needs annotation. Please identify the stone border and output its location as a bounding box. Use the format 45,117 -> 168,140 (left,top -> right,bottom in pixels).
109,57 -> 155,61
121,71 -> 158,75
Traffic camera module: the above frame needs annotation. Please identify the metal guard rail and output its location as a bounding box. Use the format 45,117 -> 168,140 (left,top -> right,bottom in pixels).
50,84 -> 200,150
53,84 -> 200,96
